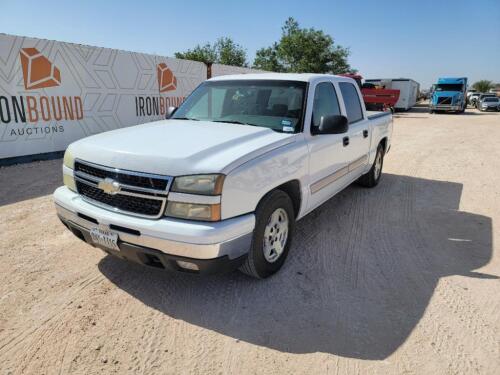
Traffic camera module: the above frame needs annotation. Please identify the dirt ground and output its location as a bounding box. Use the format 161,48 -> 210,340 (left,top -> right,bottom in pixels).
0,105 -> 499,375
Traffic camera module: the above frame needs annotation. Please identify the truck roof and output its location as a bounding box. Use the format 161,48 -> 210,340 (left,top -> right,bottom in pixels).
437,77 -> 467,84
208,73 -> 352,83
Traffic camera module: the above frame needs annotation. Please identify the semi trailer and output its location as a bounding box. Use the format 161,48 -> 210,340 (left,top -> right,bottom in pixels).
365,78 -> 420,111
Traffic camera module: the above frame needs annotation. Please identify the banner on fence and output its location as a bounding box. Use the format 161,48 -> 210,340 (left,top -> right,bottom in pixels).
0,34 -> 263,159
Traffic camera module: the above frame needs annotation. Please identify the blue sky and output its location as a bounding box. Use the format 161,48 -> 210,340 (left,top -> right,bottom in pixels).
1,0 -> 499,88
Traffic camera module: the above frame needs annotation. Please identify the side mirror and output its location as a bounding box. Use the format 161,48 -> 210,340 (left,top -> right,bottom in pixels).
166,106 -> 177,119
312,115 -> 348,135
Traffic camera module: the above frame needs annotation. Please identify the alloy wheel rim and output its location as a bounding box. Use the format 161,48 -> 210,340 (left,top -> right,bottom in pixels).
263,208 -> 289,263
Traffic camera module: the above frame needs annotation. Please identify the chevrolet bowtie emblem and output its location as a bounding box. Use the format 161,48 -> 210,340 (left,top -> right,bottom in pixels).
98,178 -> 121,195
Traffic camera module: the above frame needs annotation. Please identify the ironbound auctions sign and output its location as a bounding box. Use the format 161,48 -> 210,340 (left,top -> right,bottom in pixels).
0,33 -> 260,160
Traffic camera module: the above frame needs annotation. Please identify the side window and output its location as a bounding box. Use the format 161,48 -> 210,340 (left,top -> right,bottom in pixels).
339,82 -> 363,123
311,82 -> 341,130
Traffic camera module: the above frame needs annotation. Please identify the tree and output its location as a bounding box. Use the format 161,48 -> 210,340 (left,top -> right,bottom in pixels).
216,38 -> 247,67
253,17 -> 352,74
253,43 -> 284,72
175,37 -> 247,67
472,80 -> 494,93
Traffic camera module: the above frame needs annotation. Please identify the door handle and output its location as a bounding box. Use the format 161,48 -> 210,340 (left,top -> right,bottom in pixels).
363,130 -> 369,138
343,136 -> 349,147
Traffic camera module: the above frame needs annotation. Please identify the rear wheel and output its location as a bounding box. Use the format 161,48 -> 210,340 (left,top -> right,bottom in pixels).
239,190 -> 295,279
358,144 -> 385,188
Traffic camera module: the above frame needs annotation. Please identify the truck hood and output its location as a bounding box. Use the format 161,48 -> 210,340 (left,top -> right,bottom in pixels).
68,119 -> 295,176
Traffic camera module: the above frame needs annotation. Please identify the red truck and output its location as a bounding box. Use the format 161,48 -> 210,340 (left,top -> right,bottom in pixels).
340,74 -> 400,112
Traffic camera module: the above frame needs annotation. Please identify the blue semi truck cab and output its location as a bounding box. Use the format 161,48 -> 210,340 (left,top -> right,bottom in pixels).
429,77 -> 468,113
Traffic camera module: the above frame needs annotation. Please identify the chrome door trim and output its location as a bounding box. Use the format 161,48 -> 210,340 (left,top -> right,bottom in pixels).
310,154 -> 369,194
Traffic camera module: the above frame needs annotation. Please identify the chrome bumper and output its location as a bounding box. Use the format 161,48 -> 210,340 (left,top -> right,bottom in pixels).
54,186 -> 254,260
430,104 -> 462,111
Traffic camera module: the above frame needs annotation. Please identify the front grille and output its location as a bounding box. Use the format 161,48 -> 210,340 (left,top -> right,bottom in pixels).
76,181 -> 164,217
74,160 -> 171,218
437,96 -> 451,104
75,161 -> 168,190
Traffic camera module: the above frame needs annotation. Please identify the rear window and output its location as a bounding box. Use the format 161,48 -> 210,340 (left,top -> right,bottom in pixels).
339,82 -> 363,123
484,97 -> 498,102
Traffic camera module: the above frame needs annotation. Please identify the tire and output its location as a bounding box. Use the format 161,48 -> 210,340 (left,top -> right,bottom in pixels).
429,109 -> 434,114
358,144 -> 385,188
239,190 -> 295,279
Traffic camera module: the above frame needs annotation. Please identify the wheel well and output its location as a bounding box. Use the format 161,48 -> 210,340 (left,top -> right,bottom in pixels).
270,180 -> 301,218
380,137 -> 388,152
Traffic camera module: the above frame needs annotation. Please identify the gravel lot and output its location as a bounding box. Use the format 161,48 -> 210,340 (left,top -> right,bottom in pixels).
1,105 -> 499,375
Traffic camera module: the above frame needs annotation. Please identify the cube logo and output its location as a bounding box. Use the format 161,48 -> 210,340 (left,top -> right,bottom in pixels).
157,63 -> 177,93
19,48 -> 61,90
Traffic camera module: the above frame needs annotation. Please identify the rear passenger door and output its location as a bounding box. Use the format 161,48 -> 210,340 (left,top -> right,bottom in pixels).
338,82 -> 370,178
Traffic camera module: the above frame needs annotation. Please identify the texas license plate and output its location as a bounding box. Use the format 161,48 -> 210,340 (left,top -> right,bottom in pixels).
90,227 -> 120,251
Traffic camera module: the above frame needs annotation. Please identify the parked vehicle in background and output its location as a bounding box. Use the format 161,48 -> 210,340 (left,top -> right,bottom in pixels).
54,73 -> 393,278
469,92 -> 482,107
488,88 -> 500,97
476,93 -> 498,108
339,73 -> 400,112
429,77 -> 467,113
466,89 -> 478,103
365,78 -> 420,111
479,96 -> 500,111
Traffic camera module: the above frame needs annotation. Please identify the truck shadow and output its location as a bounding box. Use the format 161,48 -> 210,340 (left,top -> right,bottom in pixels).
98,173 -> 495,359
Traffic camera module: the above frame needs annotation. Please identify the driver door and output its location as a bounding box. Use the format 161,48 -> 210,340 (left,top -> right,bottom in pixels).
307,81 -> 351,211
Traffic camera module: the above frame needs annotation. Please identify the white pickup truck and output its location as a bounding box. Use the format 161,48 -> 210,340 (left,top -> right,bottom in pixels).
54,73 -> 392,278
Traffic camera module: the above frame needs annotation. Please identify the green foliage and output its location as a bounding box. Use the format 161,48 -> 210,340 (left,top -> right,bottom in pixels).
254,43 -> 284,72
253,17 -> 352,74
472,80 -> 494,93
175,37 -> 247,67
216,38 -> 247,67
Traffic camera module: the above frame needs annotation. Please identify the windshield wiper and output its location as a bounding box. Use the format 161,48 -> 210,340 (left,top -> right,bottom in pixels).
172,117 -> 200,121
212,120 -> 260,127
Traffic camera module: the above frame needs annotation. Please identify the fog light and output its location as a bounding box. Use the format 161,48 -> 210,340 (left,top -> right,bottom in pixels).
176,260 -> 200,271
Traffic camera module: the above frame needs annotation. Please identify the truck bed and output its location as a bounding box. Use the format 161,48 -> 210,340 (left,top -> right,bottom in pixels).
367,111 -> 392,120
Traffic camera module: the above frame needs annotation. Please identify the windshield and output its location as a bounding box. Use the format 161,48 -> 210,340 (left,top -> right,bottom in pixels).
484,97 -> 498,102
172,80 -> 307,133
435,84 -> 464,92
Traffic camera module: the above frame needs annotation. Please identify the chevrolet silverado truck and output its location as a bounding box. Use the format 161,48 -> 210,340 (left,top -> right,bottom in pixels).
54,73 -> 393,278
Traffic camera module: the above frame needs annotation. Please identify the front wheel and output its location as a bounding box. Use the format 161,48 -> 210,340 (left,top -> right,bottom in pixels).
239,190 -> 295,279
358,144 -> 385,188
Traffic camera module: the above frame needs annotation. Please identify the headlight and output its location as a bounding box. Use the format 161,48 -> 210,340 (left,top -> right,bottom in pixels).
63,173 -> 77,192
63,147 -> 75,169
62,147 -> 77,192
171,174 -> 225,195
165,202 -> 221,221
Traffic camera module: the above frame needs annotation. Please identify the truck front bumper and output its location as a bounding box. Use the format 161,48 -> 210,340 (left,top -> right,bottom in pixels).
54,186 -> 255,274
429,104 -> 462,111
